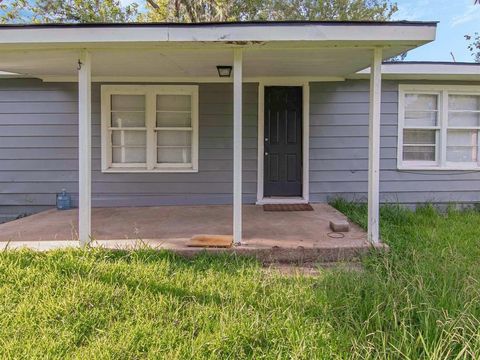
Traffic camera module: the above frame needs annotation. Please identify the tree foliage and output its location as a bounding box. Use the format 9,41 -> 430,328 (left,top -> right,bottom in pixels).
141,0 -> 398,23
465,1 -> 480,62
465,33 -> 480,63
139,0 -> 232,22
0,0 -> 398,24
0,0 -> 138,23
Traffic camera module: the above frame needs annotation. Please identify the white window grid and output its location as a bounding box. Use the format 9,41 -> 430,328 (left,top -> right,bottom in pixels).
101,85 -> 199,173
398,85 -> 480,170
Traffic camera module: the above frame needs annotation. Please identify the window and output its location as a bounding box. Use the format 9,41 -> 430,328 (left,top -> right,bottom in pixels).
398,85 -> 480,170
447,95 -> 480,163
101,85 -> 198,172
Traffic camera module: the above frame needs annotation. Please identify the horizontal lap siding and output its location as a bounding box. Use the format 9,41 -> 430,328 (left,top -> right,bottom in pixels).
5,77 -> 480,222
96,82 -> 258,207
0,80 -> 78,222
0,79 -> 257,222
309,79 -> 480,206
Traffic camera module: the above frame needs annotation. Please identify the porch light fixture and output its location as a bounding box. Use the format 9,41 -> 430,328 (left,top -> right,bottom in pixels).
216,65 -> 232,78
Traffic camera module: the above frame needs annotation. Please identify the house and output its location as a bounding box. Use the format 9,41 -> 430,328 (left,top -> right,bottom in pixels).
0,21 -> 479,247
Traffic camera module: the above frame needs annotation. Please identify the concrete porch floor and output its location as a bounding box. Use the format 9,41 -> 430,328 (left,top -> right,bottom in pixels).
0,204 -> 382,263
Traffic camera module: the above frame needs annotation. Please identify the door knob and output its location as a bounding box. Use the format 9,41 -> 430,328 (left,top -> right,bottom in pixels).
265,152 -> 269,156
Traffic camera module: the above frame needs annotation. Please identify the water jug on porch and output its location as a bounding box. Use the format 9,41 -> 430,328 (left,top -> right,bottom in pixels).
56,189 -> 71,210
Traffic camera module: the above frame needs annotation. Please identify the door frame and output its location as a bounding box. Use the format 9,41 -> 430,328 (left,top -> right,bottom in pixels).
256,80 -> 310,205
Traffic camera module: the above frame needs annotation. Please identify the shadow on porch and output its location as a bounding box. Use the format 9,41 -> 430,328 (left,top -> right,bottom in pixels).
0,204 -> 383,263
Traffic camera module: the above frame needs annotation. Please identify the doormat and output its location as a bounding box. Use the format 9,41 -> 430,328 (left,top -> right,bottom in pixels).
263,204 -> 314,211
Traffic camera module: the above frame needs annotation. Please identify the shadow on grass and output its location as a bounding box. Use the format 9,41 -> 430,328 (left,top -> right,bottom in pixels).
88,246 -> 260,273
2,247 -> 262,309
93,267 -> 225,307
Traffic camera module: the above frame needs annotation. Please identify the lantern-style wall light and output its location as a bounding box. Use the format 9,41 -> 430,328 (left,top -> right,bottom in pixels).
216,65 -> 233,78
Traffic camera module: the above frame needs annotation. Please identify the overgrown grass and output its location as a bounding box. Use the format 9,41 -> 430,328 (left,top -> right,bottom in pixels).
0,201 -> 479,359
330,199 -> 480,359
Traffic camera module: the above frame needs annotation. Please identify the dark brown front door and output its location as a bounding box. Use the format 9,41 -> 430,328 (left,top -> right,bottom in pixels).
264,86 -> 303,197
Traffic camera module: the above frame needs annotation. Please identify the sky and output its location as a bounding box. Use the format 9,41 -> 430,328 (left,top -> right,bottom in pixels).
392,0 -> 479,62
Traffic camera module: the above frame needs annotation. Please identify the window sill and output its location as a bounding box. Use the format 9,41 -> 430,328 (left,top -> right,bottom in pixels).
398,165 -> 480,171
102,168 -> 198,174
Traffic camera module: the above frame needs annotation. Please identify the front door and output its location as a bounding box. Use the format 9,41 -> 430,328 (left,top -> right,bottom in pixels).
264,86 -> 303,197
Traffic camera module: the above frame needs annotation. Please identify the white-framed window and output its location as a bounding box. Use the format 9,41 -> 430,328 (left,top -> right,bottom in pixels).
101,85 -> 199,172
398,84 -> 480,170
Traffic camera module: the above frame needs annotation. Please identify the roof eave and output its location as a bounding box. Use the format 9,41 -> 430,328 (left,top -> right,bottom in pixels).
350,62 -> 480,81
0,22 -> 436,49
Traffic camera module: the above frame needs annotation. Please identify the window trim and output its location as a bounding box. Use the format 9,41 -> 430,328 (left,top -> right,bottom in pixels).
398,84 -> 480,171
101,84 -> 199,173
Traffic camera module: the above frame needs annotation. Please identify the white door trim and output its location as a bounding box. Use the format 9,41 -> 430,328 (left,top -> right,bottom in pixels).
256,80 -> 310,205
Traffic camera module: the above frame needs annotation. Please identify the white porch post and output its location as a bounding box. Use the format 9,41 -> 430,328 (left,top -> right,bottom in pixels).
368,48 -> 382,244
233,48 -> 243,245
78,50 -> 92,247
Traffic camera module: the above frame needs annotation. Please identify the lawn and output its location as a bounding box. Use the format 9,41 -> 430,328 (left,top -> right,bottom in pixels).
1,201 -> 480,359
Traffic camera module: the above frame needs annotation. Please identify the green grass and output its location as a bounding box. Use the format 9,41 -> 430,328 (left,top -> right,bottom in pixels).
1,201 -> 480,359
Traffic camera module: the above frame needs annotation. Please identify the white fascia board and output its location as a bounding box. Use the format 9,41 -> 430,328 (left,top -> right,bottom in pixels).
351,63 -> 480,80
0,23 -> 436,47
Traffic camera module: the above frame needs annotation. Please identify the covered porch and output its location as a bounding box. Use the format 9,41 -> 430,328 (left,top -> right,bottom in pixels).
0,21 -> 437,247
0,203 -> 377,262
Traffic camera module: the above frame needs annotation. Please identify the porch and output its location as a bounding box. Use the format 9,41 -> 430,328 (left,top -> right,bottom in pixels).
0,22 -> 437,247
0,204 -> 378,262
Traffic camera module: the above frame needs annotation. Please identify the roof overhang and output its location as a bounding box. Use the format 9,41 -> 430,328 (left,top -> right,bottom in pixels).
0,21 -> 437,82
0,21 -> 437,47
351,62 -> 480,81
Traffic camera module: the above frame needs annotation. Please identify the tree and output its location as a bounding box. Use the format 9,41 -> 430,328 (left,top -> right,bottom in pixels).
0,0 -> 399,25
142,0 -> 398,23
0,0 -> 139,23
465,33 -> 480,63
139,0 -> 234,22
464,1 -> 480,62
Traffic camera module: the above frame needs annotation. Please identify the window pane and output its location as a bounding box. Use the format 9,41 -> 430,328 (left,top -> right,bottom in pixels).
403,129 -> 436,145
156,130 -> 192,164
448,111 -> 480,127
447,130 -> 478,162
112,130 -> 146,146
449,95 -> 480,111
405,94 -> 438,111
157,147 -> 191,164
112,147 -> 146,163
403,146 -> 435,161
156,112 -> 191,127
111,112 -> 146,127
111,95 -> 145,111
405,111 -> 437,127
112,148 -> 122,163
157,95 -> 191,112
157,130 -> 191,147
448,95 -> 480,127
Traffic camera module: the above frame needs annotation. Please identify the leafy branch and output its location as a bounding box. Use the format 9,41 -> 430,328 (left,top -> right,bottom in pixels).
464,1 -> 480,62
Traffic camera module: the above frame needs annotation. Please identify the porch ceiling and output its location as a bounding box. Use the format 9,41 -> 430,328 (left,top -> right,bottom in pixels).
0,21 -> 436,81
0,47 -> 383,80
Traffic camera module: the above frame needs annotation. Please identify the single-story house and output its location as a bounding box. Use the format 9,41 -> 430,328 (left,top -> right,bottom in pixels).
0,21 -> 479,246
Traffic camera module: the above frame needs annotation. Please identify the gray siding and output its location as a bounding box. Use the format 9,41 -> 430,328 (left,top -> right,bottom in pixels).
3,78 -> 480,222
309,79 -> 480,206
0,79 -> 257,222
